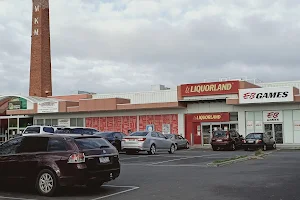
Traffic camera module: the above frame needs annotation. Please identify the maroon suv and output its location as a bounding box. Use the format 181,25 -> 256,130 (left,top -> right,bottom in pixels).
0,134 -> 120,196
210,130 -> 243,151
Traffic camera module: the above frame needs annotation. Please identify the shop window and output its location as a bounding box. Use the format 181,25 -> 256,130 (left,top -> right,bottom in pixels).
52,119 -> 58,126
45,119 -> 52,126
9,118 -> 17,128
70,118 -> 77,126
230,112 -> 238,121
77,118 -> 84,127
36,119 -> 44,126
19,118 -> 33,128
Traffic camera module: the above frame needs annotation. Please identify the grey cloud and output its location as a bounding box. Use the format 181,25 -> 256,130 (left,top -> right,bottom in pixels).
1,0 -> 300,96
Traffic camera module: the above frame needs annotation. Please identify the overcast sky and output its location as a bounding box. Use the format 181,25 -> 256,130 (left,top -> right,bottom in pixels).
0,0 -> 299,96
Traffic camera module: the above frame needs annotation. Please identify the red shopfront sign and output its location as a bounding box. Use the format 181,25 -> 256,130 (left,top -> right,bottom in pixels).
186,112 -> 230,122
181,81 -> 239,97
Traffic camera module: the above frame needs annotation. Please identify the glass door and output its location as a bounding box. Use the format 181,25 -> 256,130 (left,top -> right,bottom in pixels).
264,124 -> 273,138
202,124 -> 211,144
274,124 -> 283,144
221,124 -> 229,131
212,124 -> 221,132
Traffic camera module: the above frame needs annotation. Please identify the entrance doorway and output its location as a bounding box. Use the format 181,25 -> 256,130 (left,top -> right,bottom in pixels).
201,123 -> 237,145
264,124 -> 283,144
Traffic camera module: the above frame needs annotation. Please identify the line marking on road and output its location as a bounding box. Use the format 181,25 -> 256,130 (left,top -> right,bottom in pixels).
120,155 -> 162,161
0,196 -> 37,200
149,154 -> 223,165
90,185 -> 139,200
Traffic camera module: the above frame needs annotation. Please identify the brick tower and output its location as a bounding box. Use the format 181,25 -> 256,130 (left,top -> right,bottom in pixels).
29,0 -> 52,97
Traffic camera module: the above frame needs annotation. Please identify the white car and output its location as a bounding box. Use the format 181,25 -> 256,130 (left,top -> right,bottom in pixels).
122,131 -> 176,155
22,125 -> 58,136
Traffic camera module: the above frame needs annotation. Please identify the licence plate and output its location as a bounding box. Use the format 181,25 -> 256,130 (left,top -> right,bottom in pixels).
217,139 -> 222,142
248,141 -> 254,143
99,157 -> 110,163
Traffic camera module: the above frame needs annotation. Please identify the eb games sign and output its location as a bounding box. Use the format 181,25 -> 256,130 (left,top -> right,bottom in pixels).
263,111 -> 283,123
239,87 -> 294,104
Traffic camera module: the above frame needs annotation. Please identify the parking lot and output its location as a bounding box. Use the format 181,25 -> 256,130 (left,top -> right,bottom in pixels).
0,148 -> 300,200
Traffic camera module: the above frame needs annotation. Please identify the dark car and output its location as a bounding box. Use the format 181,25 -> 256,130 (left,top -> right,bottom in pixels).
55,127 -> 99,135
164,134 -> 190,150
0,134 -> 120,196
94,132 -> 126,151
211,130 -> 243,151
242,133 -> 276,151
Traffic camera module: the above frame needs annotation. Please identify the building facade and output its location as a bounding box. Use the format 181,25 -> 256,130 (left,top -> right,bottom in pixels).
2,80 -> 300,147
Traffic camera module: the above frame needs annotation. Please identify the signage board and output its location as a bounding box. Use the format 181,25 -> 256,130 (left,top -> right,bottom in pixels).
146,124 -> 154,132
181,81 -> 239,97
58,119 -> 70,127
187,112 -> 230,122
263,111 -> 283,123
239,87 -> 294,104
37,101 -> 59,113
8,97 -> 27,110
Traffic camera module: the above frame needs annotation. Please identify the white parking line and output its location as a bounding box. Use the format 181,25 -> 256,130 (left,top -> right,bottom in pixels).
120,155 -> 162,161
90,185 -> 139,200
149,154 -> 222,165
0,196 -> 36,200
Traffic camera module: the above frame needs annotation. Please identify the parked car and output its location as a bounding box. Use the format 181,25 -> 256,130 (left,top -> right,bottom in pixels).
122,131 -> 176,155
0,134 -> 120,196
55,127 -> 99,135
94,131 -> 126,151
164,134 -> 190,150
242,132 -> 276,151
21,125 -> 58,136
211,130 -> 243,151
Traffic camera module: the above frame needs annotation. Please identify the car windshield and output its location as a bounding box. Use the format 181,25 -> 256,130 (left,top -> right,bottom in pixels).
213,131 -> 227,137
246,133 -> 263,139
74,137 -> 112,150
95,132 -> 114,137
130,132 -> 148,136
23,127 -> 40,134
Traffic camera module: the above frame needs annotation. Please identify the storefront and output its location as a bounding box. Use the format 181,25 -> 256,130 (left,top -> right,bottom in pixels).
4,80 -> 300,147
185,112 -> 238,145
230,86 -> 300,146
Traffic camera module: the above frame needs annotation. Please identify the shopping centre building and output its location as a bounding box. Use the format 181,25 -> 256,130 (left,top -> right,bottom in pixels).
1,78 -> 300,147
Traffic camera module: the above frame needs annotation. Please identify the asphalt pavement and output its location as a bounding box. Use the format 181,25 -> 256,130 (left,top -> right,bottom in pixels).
0,149 -> 299,200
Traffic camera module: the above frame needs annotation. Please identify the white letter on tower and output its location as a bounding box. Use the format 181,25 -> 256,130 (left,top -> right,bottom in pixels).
33,29 -> 39,36
34,18 -> 39,24
35,5 -> 40,12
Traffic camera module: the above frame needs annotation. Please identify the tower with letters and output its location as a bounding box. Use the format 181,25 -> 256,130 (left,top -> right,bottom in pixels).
29,0 -> 52,97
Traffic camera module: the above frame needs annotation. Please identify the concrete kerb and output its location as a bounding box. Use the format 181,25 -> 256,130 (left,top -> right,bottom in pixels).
206,150 -> 277,167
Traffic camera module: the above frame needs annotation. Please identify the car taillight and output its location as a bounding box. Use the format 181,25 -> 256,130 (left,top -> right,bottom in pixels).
68,153 -> 85,163
256,140 -> 262,144
242,140 -> 246,143
138,138 -> 146,141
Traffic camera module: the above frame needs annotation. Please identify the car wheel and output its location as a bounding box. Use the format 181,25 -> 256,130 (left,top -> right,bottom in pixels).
169,144 -> 176,154
212,146 -> 217,151
231,143 -> 236,151
244,148 -> 248,151
36,169 -> 58,197
185,142 -> 190,149
263,144 -> 267,151
148,144 -> 156,155
273,142 -> 276,149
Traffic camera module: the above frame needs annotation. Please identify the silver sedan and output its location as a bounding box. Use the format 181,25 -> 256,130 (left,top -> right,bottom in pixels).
121,131 -> 176,155
165,134 -> 190,150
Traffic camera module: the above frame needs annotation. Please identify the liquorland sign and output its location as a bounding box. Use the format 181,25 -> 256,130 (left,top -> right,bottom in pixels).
239,87 -> 294,104
181,81 -> 239,97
